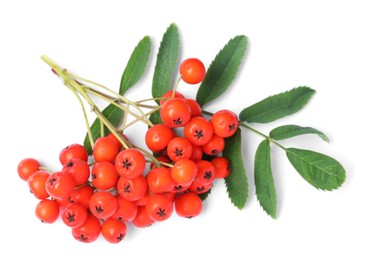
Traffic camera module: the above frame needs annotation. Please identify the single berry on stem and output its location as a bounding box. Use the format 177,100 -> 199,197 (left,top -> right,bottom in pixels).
180,58 -> 206,84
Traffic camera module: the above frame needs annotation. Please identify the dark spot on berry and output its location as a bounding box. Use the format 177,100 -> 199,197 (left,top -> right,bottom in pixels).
173,118 -> 183,125
175,148 -> 183,157
49,178 -> 57,186
229,123 -> 236,132
156,208 -> 166,217
95,206 -> 104,214
124,184 -> 131,193
212,149 -> 218,156
92,173 -> 97,179
67,213 -> 75,223
174,185 -> 183,191
78,234 -> 88,241
204,171 -> 212,180
196,186 -> 205,192
194,129 -> 204,139
116,233 -> 125,241
118,216 -> 123,221
122,159 -> 132,169
66,161 -> 74,167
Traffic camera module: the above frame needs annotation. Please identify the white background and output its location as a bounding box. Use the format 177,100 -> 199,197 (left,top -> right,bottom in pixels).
1,0 -> 371,259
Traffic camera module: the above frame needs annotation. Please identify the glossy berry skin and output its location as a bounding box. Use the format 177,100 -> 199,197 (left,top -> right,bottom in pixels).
61,203 -> 88,228
146,194 -> 174,221
35,199 -> 60,224
117,175 -> 147,201
184,116 -> 214,146
132,206 -> 155,228
185,99 -> 202,117
211,110 -> 239,138
211,157 -> 230,178
145,124 -> 174,152
93,137 -> 119,162
171,159 -> 198,186
146,167 -> 175,194
27,170 -> 50,199
111,196 -> 138,223
62,158 -> 90,186
160,90 -> 185,105
189,145 -> 203,162
160,98 -> 192,128
45,172 -> 75,200
91,161 -> 119,190
180,58 -> 206,84
175,192 -> 203,218
167,137 -> 193,162
89,191 -> 118,219
59,144 -> 88,165
69,185 -> 94,208
195,160 -> 216,185
202,134 -> 225,156
101,219 -> 127,244
72,214 -> 101,243
115,148 -> 146,179
17,158 -> 40,181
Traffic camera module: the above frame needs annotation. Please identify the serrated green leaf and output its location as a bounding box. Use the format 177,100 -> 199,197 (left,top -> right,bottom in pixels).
152,23 -> 179,103
149,109 -> 163,125
286,148 -> 346,190
270,125 -> 329,142
223,128 -> 248,209
119,36 -> 151,95
254,139 -> 277,218
239,86 -> 315,123
83,104 -> 122,154
196,35 -> 248,107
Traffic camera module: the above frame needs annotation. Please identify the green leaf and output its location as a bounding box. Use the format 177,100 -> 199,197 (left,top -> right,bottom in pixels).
270,125 -> 329,142
149,109 -> 163,125
119,36 -> 151,95
286,148 -> 346,190
254,139 -> 277,218
223,128 -> 248,209
196,35 -> 248,107
83,104 -> 122,154
152,23 -> 180,103
239,86 -> 315,123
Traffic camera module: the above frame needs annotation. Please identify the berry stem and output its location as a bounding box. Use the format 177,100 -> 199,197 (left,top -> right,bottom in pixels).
83,87 -> 153,127
41,55 -> 130,149
68,87 -> 95,147
171,75 -> 182,98
67,72 -> 153,127
119,107 -> 160,131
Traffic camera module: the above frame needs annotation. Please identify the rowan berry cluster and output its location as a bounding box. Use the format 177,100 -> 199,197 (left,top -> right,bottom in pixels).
17,58 -> 238,243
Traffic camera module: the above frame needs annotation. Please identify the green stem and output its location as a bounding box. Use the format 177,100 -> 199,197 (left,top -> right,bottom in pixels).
83,87 -> 153,126
41,55 -> 130,150
119,107 -> 160,131
67,72 -> 152,126
239,122 -> 286,150
172,75 -> 182,98
70,88 -> 95,148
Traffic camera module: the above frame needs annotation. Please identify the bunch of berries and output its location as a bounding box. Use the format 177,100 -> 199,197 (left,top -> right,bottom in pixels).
17,58 -> 239,244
